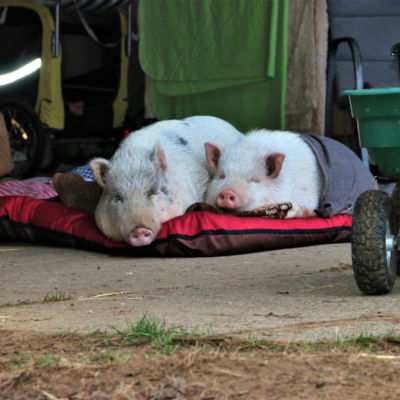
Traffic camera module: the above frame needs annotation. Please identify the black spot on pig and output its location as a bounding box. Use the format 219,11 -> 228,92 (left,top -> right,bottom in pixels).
176,136 -> 188,146
160,185 -> 169,195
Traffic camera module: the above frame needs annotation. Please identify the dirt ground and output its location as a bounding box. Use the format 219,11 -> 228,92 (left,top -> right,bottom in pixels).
3,242 -> 400,398
2,329 -> 400,400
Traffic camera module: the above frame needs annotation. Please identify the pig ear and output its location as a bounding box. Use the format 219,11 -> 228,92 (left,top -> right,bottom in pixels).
204,142 -> 221,174
265,153 -> 285,178
151,144 -> 168,172
89,158 -> 110,188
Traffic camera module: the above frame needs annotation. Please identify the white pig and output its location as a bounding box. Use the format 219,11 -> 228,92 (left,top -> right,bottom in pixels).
90,116 -> 241,246
205,129 -> 376,218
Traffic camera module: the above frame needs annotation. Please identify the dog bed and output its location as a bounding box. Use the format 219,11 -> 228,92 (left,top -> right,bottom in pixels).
0,196 -> 352,256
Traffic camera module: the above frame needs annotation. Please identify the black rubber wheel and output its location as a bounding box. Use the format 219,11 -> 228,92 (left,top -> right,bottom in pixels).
390,182 -> 400,275
352,190 -> 398,295
0,99 -> 44,179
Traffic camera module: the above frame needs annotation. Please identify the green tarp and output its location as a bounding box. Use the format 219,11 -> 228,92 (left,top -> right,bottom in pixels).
139,0 -> 288,132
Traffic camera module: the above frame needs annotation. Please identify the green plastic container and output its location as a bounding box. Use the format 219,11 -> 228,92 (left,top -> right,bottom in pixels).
345,87 -> 400,178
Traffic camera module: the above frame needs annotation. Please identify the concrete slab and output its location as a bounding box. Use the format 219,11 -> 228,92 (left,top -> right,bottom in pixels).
1,242 -> 400,342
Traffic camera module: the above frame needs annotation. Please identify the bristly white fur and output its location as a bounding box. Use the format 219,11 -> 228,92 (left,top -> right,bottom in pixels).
206,129 -> 321,213
92,116 -> 242,244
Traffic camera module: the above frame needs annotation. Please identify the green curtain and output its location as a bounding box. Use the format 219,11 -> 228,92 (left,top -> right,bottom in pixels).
138,0 -> 289,132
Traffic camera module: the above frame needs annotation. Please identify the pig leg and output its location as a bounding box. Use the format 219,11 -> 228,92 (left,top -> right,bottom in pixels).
260,203 -> 293,219
259,202 -> 317,219
284,203 -> 317,219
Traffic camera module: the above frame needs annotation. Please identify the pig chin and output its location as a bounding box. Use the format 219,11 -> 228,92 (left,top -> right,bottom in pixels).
94,200 -> 133,243
94,210 -> 124,242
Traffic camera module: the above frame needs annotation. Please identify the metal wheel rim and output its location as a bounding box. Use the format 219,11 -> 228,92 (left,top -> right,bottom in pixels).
385,216 -> 395,266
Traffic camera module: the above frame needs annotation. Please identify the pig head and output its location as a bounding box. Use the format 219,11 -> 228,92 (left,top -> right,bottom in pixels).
204,130 -> 321,215
90,144 -> 185,247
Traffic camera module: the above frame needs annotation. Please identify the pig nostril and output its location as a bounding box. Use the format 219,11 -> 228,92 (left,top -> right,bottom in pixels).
229,195 -> 235,201
131,228 -> 153,240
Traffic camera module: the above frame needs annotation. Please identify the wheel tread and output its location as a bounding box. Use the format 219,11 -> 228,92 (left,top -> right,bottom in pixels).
352,190 -> 397,295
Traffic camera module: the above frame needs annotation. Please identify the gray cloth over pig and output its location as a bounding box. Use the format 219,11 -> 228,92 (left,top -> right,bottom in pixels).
301,134 -> 376,217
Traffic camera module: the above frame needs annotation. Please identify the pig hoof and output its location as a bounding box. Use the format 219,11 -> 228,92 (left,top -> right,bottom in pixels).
280,203 -> 291,211
263,203 -> 293,219
264,206 -> 280,217
128,227 -> 155,247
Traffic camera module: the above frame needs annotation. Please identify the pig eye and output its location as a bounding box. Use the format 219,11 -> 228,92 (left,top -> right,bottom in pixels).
113,193 -> 124,203
218,174 -> 226,180
249,177 -> 261,183
147,185 -> 168,198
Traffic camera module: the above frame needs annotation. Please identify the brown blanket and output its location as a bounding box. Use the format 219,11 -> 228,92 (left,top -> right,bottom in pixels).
52,172 -> 102,215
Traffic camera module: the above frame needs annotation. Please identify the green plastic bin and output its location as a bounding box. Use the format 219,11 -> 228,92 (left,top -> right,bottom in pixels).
345,87 -> 400,178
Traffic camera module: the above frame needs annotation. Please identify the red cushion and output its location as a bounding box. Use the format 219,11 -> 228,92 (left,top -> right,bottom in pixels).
0,196 -> 352,256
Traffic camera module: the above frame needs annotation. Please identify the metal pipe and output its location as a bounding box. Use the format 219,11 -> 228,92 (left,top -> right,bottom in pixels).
52,0 -> 61,57
43,0 -> 131,12
126,1 -> 132,57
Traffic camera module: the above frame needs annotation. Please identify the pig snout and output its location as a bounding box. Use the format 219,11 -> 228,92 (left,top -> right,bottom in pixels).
128,227 -> 156,247
216,189 -> 242,209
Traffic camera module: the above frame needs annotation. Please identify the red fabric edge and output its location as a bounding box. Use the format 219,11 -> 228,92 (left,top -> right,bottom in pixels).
0,196 -> 352,249
157,210 -> 352,239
